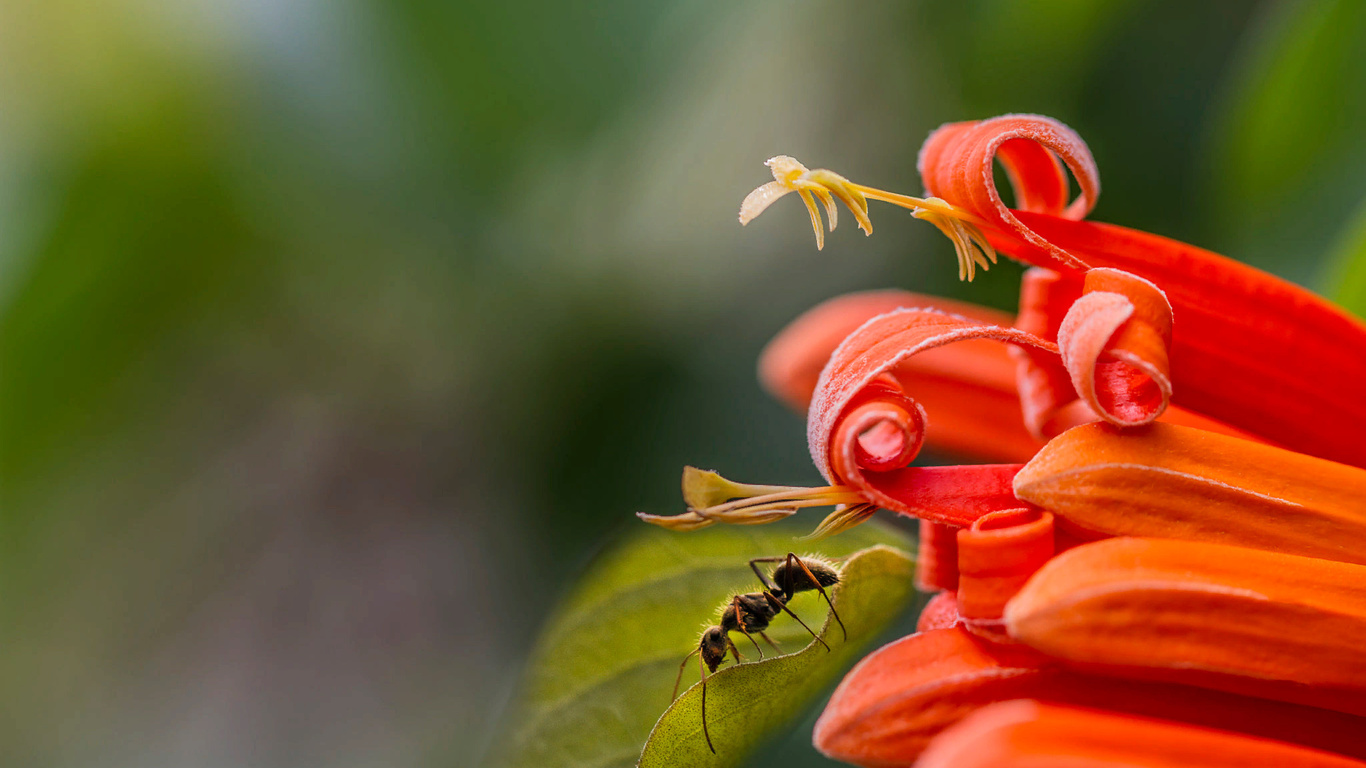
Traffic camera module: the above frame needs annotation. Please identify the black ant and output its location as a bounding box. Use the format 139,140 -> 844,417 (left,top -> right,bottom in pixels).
671,553 -> 845,753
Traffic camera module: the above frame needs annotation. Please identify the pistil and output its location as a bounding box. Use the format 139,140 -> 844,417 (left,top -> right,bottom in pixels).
740,156 -> 997,280
637,466 -> 868,535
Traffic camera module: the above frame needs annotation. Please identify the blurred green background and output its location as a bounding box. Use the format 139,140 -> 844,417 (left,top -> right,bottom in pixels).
3,1 -> 1366,766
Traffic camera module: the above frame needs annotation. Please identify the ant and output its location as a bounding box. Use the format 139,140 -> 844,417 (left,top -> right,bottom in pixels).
671,553 -> 846,753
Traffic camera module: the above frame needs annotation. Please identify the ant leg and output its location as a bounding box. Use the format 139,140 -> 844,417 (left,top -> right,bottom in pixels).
699,653 -> 715,754
673,647 -> 700,700
740,630 -> 764,659
748,557 -> 783,593
764,591 -> 831,652
759,631 -> 782,653
785,552 -> 847,640
727,597 -> 764,659
727,636 -> 744,665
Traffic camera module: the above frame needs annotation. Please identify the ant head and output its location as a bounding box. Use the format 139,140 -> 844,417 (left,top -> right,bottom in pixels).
700,626 -> 729,672
771,557 -> 841,600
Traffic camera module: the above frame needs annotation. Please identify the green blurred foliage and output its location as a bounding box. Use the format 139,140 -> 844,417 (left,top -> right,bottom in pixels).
1,1 -> 1365,766
1208,0 -> 1366,282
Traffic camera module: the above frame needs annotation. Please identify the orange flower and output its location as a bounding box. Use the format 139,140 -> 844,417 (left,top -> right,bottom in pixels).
641,113 -> 1366,764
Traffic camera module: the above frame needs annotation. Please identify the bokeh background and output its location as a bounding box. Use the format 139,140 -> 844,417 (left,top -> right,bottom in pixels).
3,1 -> 1366,766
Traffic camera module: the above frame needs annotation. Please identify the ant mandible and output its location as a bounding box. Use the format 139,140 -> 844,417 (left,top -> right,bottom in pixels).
671,552 -> 846,753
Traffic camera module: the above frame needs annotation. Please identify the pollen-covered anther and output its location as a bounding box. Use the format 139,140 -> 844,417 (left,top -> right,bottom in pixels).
738,156 -> 998,280
637,466 -> 867,532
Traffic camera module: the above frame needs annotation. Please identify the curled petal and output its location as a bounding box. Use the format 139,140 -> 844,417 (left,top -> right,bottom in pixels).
738,180 -> 794,225
813,627 -> 1366,768
807,307 -> 1057,482
1014,422 -> 1366,564
1006,537 -> 1366,715
1058,268 -> 1172,426
918,114 -> 1100,272
956,508 -> 1054,643
758,290 -> 1039,463
917,701 -> 1366,768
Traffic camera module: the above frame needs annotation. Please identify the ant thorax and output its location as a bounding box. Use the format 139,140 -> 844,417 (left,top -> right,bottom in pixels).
719,592 -> 778,634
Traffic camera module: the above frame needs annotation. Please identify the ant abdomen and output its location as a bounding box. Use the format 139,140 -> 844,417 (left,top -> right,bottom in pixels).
770,557 -> 840,600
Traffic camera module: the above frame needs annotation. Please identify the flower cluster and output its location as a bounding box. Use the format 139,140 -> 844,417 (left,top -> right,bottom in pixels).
644,115 -> 1366,764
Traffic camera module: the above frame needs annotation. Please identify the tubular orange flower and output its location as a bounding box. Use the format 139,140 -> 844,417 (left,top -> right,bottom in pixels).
640,111 -> 1366,765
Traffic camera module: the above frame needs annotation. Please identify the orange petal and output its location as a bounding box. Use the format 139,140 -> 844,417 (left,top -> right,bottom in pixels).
956,508 -> 1054,643
917,700 -> 1366,768
759,290 -> 1039,462
1014,422 -> 1366,564
920,114 -> 1366,467
1006,537 -> 1366,715
813,626 -> 1366,768
916,519 -> 960,592
916,590 -> 959,632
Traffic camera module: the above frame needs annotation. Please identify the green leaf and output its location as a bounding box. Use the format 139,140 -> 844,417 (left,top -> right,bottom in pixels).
1326,196 -> 1366,317
638,543 -> 915,768
488,521 -> 915,768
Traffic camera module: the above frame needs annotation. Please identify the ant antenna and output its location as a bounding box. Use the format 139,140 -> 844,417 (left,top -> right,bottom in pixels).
699,653 -> 714,753
672,647 -> 700,701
